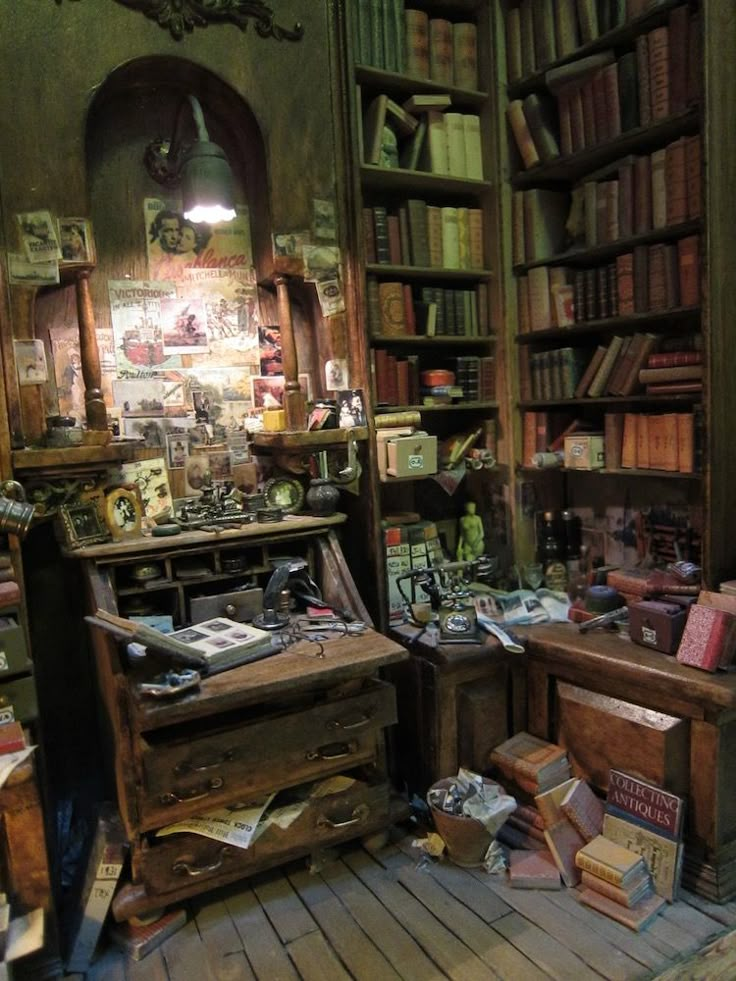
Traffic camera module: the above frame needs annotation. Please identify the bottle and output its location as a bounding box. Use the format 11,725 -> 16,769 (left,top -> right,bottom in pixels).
540,510 -> 567,593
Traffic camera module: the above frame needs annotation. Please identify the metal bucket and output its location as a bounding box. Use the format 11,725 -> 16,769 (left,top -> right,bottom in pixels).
428,778 -> 493,868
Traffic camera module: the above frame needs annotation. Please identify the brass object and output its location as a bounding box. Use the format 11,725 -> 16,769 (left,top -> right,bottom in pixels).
114,0 -> 304,42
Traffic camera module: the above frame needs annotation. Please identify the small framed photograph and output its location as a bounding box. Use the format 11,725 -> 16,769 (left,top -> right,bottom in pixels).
104,487 -> 143,542
58,502 -> 110,550
57,217 -> 95,265
167,433 -> 189,469
337,389 -> 366,428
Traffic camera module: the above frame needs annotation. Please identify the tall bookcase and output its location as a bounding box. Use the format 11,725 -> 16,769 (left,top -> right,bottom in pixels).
344,0 -> 511,629
496,0 -> 714,578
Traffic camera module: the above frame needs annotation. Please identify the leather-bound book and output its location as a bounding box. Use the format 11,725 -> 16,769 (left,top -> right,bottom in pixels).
633,154 -> 652,233
668,4 -> 690,115
677,413 -> 695,473
647,243 -> 667,312
618,157 -> 634,238
635,34 -> 652,126
676,605 -> 736,672
665,137 -> 688,226
522,93 -> 561,163
677,235 -> 700,307
602,62 -> 621,140
561,778 -> 605,842
616,253 -> 634,316
509,849 -> 562,890
378,282 -> 407,336
579,889 -> 665,931
404,8 -> 430,79
604,412 -> 625,469
452,22 -> 478,91
428,18 -> 453,86
618,51 -> 639,133
648,26 -> 670,122
650,148 -> 667,229
581,79 -> 597,147
633,245 -> 649,313
685,134 -> 702,219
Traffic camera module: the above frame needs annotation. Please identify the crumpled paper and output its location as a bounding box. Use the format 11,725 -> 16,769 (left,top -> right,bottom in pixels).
453,767 -> 517,834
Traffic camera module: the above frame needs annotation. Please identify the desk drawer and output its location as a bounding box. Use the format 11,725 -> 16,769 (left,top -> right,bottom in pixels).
137,680 -> 396,830
137,777 -> 390,896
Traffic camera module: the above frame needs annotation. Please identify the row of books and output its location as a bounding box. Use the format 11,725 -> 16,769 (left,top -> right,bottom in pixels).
352,1 -> 479,91
508,10 -> 700,171
517,235 -> 700,332
373,350 -> 495,410
578,136 -> 701,250
363,199 -> 485,270
505,0 -> 689,83
607,411 -> 696,473
383,518 -> 444,624
367,278 -> 489,338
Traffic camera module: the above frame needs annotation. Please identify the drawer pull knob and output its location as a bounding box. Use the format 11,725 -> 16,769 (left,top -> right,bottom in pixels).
305,742 -> 354,762
224,604 -> 237,617
174,750 -> 235,775
327,708 -> 376,731
317,804 -> 370,830
160,777 -> 224,805
172,845 -> 232,877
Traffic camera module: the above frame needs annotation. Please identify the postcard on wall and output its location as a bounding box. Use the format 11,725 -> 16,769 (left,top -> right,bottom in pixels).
301,244 -> 340,282
315,278 -> 345,316
250,374 -> 311,409
160,297 -> 209,354
167,433 -> 189,468
121,416 -> 167,448
184,366 -> 255,413
313,198 -> 337,241
7,252 -> 59,286
273,231 -> 310,258
112,378 -> 165,417
259,325 -> 282,376
325,358 -> 349,391
107,280 -> 183,377
16,210 -> 62,264
50,325 -> 116,422
144,198 -> 252,282
178,267 -> 260,366
57,217 -> 95,265
14,340 -> 48,386
161,372 -> 191,417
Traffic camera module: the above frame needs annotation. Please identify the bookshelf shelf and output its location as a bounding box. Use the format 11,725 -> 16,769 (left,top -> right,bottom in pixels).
520,395 -> 701,408
511,109 -> 699,189
366,262 -> 492,281
360,165 -> 491,195
519,466 -> 701,480
371,335 -> 491,348
355,65 -> 487,107
514,307 -> 701,344
377,401 -> 498,414
513,219 -> 702,274
506,0 -> 687,101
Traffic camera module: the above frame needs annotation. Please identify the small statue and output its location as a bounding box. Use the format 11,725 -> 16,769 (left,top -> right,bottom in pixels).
457,501 -> 485,562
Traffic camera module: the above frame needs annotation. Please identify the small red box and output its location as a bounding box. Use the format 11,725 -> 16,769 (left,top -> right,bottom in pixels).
629,600 -> 687,654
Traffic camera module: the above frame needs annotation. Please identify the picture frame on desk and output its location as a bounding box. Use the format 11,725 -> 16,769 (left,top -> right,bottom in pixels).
58,502 -> 110,550
104,487 -> 143,542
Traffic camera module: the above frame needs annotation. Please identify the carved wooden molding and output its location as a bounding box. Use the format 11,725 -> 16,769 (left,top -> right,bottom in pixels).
113,0 -> 304,41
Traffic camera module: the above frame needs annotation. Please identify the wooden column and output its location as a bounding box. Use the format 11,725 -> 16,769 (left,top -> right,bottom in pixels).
75,269 -> 107,430
275,275 -> 307,431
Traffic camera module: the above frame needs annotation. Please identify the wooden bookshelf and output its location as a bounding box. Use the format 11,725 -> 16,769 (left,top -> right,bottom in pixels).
366,263 -> 492,281
515,307 -> 700,344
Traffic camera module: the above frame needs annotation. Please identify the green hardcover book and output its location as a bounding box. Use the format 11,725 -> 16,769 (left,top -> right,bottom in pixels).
618,51 -> 639,134
368,0 -> 383,69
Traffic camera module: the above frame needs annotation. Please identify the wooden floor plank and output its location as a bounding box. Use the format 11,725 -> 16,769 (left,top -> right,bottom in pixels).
490,909 -> 602,981
87,947 -> 127,981
288,867 -> 402,981
124,947 -> 170,981
319,855 -> 447,981
224,886 -> 299,981
652,926 -> 736,981
162,918 -> 217,981
661,901 -> 727,946
343,847 -> 500,981
286,931 -> 352,981
681,891 -> 736,928
394,862 -> 551,981
473,868 -> 645,981
392,836 -> 512,923
251,870 -> 318,944
191,896 -> 255,980
543,888 -> 675,973
645,913 -> 707,959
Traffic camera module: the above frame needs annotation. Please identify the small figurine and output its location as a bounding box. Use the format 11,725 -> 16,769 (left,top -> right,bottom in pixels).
457,501 -> 485,562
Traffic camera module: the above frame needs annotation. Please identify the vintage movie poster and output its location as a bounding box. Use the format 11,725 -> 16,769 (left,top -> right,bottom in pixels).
107,280 -> 182,377
50,325 -> 117,422
143,198 -> 253,282
178,267 -> 260,367
160,297 -> 209,354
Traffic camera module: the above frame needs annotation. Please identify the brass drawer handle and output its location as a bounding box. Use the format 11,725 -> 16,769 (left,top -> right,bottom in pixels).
159,776 -> 224,805
327,707 -> 376,731
317,804 -> 370,830
305,742 -> 354,762
172,845 -> 232,877
174,749 -> 235,775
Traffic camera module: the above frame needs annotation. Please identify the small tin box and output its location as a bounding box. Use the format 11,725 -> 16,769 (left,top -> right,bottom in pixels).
629,599 -> 687,654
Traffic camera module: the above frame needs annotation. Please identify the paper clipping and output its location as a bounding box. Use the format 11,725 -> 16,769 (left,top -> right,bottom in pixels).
16,210 -> 61,264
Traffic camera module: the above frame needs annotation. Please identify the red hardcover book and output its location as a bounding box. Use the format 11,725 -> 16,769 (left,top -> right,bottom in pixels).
602,62 -> 621,140
402,284 -> 416,336
685,134 -> 702,220
668,4 -> 690,115
561,778 -> 605,842
665,138 -> 687,226
607,769 -> 686,840
635,34 -> 651,127
676,605 -> 736,672
677,235 -> 700,307
647,351 -> 702,369
633,155 -> 652,234
581,78 -> 597,148
362,207 -> 376,264
616,253 -> 634,316
509,849 -> 562,890
645,381 -> 702,396
648,26 -> 670,122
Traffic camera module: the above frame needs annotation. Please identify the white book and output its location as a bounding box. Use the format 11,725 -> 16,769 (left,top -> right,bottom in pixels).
422,109 -> 449,174
445,112 -> 467,178
462,114 -> 483,180
440,207 -> 460,269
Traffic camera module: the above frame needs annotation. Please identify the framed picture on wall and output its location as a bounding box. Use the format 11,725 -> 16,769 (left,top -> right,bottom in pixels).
57,217 -> 96,265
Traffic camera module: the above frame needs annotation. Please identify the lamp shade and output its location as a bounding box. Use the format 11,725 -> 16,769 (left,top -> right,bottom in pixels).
181,140 -> 237,224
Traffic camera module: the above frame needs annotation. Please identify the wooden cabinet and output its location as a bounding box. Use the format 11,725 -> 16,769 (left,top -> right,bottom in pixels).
519,622 -> 736,901
71,516 -> 408,921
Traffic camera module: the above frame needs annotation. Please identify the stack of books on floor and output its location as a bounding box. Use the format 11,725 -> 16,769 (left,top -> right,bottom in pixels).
497,800 -> 547,852
575,835 -> 665,931
489,731 -> 572,797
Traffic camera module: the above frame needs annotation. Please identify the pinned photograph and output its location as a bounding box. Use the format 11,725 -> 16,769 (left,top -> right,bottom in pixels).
313,198 -> 337,241
16,210 -> 62,264
184,453 -> 211,496
166,433 -> 189,469
160,297 -> 209,354
325,358 -> 348,391
259,325 -> 282,376
7,252 -> 59,287
337,389 -> 366,428
315,278 -> 345,316
250,374 -> 311,409
58,217 -> 95,265
14,339 -> 48,386
113,378 -> 165,417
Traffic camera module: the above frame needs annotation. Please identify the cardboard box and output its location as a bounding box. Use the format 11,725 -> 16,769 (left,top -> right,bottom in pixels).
564,434 -> 605,470
386,432 -> 438,478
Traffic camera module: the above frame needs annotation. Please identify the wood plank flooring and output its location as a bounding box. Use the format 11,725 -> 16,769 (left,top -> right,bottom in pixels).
83,830 -> 736,981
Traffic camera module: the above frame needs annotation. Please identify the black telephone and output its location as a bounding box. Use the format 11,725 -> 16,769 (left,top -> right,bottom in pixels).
396,558 -> 495,643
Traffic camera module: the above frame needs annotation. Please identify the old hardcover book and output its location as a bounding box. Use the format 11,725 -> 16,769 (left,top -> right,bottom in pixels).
575,834 -> 647,886
607,769 -> 685,840
678,235 -> 700,307
404,8 -> 429,79
580,869 -> 652,908
507,100 -> 541,170
620,413 -> 638,469
363,95 -> 390,167
650,148 -> 667,229
636,414 -> 650,469
452,21 -> 478,91
618,51 -> 639,133
428,17 -> 453,85
490,731 -> 569,784
507,812 -> 546,843
378,282 -> 407,336
576,0 -> 599,45
406,199 -> 430,267
619,332 -> 658,397
534,777 -> 578,828
591,69 -> 609,145
616,253 -> 634,316
445,112 -> 467,178
497,822 -> 547,852
666,137 -> 688,226
633,154 -> 652,233
109,908 -> 187,961
532,0 -> 557,68
373,205 -> 391,264
561,779 -> 605,842
544,820 -> 584,886
523,189 -> 570,262
635,34 -> 652,126
685,134 -> 702,219
555,0 -> 580,58
639,365 -> 703,384
668,4 -> 690,115
677,413 -> 695,473
588,336 -> 624,398
522,412 -> 537,466
574,346 -> 606,399
399,116 -> 427,171
512,190 -> 526,266
523,93 -> 561,163
676,604 -> 736,672
633,245 -> 649,313
509,849 -> 562,889
463,115 -> 483,180
604,412 -> 625,469
527,266 -> 551,332
515,802 -> 546,830
581,79 -> 597,148
617,158 -> 634,238
505,6 -> 522,83
519,0 -> 536,77
440,207 -> 460,270
648,26 -> 670,121
647,243 -> 667,311
603,812 -> 683,902
579,888 -> 666,931
557,90 -> 573,156
387,214 -> 401,265
602,62 -> 621,139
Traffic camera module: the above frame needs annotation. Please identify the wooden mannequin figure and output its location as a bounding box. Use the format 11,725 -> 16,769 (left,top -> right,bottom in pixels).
457,501 -> 484,562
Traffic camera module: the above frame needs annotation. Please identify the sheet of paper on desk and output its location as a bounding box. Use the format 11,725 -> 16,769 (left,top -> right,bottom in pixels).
0,746 -> 35,790
156,794 -> 276,850
475,589 -> 570,625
